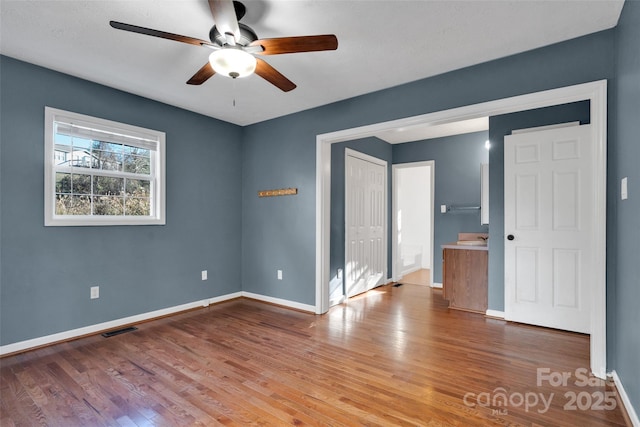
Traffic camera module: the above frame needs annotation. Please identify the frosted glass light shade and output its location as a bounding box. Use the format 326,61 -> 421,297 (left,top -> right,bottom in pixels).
209,48 -> 256,79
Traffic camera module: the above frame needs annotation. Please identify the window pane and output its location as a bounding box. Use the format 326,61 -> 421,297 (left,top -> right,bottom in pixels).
92,141 -> 121,153
94,176 -> 123,195
56,173 -> 71,194
124,145 -> 150,157
55,194 -> 71,215
72,173 -> 92,194
72,137 -> 92,150
55,195 -> 91,215
92,141 -> 123,171
54,136 -> 94,169
54,129 -> 72,145
125,179 -> 150,196
69,149 -> 96,169
94,196 -> 124,216
54,133 -> 72,166
93,149 -> 122,171
125,197 -> 151,216
123,154 -> 151,174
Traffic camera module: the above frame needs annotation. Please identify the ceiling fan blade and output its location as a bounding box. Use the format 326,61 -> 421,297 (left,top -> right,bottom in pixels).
208,0 -> 241,43
110,21 -> 213,47
187,62 -> 216,85
250,35 -> 338,55
255,58 -> 296,92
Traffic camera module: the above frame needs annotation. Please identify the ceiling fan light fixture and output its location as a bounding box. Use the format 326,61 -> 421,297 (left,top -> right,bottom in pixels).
209,48 -> 256,79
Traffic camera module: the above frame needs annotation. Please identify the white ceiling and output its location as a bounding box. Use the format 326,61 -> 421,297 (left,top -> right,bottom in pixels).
377,117 -> 489,144
1,0 -> 624,129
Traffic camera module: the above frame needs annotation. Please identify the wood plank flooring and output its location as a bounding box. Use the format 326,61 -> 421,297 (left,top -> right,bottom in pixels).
398,269 -> 431,286
0,284 -> 630,426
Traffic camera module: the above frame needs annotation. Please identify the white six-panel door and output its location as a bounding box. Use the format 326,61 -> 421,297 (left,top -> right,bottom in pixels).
504,124 -> 593,334
345,150 -> 387,298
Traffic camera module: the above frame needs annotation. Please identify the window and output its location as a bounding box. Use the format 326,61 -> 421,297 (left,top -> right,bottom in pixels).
44,107 -> 165,226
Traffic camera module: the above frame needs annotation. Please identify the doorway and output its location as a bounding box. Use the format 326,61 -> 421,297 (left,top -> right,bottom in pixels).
392,161 -> 434,287
316,80 -> 607,379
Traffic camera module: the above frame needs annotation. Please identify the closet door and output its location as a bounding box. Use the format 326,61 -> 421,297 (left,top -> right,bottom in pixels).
345,150 -> 387,298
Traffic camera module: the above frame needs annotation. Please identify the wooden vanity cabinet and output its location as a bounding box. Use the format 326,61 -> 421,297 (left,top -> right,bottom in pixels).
442,248 -> 488,313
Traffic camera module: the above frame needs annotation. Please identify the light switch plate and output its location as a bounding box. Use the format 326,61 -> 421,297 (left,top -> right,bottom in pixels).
621,177 -> 628,200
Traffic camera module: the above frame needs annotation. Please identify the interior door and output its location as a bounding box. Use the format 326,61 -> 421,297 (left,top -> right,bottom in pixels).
345,150 -> 386,298
504,124 -> 592,334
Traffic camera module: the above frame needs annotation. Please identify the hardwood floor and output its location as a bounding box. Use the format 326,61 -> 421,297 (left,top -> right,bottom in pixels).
0,284 -> 630,426
399,268 -> 431,286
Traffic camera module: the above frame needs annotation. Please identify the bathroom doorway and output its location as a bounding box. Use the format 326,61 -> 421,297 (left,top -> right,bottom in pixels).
392,161 -> 435,287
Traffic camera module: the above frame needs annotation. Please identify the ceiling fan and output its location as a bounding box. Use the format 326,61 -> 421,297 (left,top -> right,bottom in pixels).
110,0 -> 338,92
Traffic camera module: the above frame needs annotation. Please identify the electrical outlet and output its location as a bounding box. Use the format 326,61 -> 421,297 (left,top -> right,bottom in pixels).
440,204 -> 447,213
337,268 -> 343,280
621,177 -> 628,200
277,270 -> 283,280
201,270 -> 208,281
90,286 -> 99,299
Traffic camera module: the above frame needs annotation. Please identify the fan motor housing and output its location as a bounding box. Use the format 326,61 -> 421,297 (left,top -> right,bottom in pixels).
210,23 -> 258,46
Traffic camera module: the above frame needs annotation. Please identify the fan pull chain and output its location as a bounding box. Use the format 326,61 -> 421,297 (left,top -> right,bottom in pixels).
232,78 -> 237,108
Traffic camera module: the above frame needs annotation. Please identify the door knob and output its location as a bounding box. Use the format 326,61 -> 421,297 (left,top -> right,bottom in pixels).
507,234 -> 515,241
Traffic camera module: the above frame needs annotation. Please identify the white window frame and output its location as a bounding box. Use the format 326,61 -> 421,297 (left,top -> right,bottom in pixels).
44,107 -> 166,226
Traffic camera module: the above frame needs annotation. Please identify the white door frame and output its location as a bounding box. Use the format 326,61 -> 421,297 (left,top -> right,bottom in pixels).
316,80 -> 607,379
344,148 -> 388,298
392,161 -> 435,286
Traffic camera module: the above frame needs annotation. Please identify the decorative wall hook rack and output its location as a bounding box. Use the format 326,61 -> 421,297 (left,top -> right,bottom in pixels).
258,188 -> 298,198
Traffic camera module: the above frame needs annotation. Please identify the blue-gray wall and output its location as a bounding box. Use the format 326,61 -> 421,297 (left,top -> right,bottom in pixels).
612,0 -> 640,414
393,131 -> 489,284
0,56 -> 243,345
2,7 -> 638,414
240,117 -> 318,304
330,138 -> 393,298
487,101 -> 590,311
242,29 -> 615,307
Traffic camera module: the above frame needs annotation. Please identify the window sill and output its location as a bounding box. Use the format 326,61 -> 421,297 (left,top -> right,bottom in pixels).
45,216 -> 166,227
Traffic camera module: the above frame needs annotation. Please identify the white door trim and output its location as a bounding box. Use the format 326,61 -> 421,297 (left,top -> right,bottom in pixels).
316,79 -> 607,379
392,161 -> 435,285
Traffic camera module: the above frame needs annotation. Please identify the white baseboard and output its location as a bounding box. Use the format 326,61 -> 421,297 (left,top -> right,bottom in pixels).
207,292 -> 243,305
611,370 -> 640,427
241,291 -> 316,313
401,266 -> 422,276
329,295 -> 346,307
430,282 -> 443,289
485,309 -> 505,319
0,291 -> 313,356
0,294 -> 235,356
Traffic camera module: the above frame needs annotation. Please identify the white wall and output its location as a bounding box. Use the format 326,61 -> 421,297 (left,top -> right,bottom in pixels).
397,165 -> 432,274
